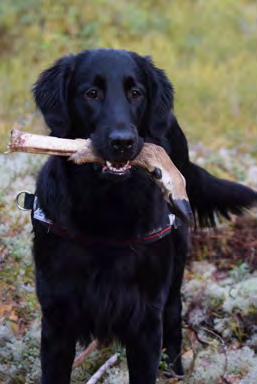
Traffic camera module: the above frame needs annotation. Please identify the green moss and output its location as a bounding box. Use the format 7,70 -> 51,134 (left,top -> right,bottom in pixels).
247,305 -> 257,317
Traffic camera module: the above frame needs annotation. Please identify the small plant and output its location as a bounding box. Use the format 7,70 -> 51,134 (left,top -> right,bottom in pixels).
229,262 -> 249,282
159,350 -> 169,372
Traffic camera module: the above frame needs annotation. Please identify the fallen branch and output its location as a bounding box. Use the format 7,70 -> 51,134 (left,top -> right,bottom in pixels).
73,340 -> 99,369
5,129 -> 194,226
86,353 -> 120,384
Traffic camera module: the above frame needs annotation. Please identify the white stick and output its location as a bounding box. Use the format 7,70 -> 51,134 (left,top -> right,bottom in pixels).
5,129 -> 101,162
86,353 -> 120,384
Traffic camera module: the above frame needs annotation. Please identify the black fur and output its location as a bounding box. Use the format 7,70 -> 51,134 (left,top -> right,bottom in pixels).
32,49 -> 257,384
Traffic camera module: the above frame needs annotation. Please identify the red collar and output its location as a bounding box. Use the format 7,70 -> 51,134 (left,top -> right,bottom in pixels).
35,220 -> 172,245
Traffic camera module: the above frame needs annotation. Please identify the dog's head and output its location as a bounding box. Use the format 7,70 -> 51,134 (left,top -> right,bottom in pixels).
33,49 -> 174,177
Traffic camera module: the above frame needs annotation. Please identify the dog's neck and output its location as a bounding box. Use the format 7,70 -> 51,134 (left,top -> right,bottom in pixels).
65,163 -> 171,240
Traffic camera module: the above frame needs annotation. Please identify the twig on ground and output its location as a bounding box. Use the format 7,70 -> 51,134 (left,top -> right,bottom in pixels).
86,353 -> 120,384
183,328 -> 198,384
185,324 -> 210,346
201,326 -> 229,384
72,340 -> 99,369
183,324 -> 229,383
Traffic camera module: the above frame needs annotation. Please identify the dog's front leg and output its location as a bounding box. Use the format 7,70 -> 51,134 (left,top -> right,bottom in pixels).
126,311 -> 162,384
40,315 -> 76,384
163,225 -> 188,376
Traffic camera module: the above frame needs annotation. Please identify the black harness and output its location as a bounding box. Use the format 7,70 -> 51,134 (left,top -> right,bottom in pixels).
17,191 -> 175,245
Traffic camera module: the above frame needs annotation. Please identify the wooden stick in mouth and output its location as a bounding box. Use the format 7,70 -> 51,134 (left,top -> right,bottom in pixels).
5,129 -> 194,227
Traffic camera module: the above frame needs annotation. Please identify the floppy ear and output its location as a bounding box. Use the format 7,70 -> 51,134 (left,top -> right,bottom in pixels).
131,53 -> 174,137
32,55 -> 75,138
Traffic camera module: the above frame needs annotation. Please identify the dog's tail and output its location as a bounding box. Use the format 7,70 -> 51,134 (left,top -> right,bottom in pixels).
166,115 -> 257,227
185,162 -> 257,227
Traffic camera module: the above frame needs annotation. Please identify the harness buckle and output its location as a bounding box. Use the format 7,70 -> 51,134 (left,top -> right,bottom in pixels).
15,191 -> 34,211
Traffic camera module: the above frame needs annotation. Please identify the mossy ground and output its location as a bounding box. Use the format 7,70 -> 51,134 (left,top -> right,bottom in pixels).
0,149 -> 256,383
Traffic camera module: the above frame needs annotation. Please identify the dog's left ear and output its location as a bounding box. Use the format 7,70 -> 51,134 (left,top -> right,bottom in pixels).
132,53 -> 174,137
32,55 -> 75,138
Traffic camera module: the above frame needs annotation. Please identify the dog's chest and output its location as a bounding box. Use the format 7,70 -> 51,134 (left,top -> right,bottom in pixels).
67,170 -> 171,242
42,241 -> 167,342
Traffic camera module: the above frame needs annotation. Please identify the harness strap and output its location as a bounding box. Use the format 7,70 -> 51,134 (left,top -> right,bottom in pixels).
37,220 -> 172,245
17,192 -> 174,245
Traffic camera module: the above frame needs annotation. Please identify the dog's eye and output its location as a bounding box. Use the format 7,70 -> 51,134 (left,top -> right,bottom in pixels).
85,89 -> 99,99
132,90 -> 141,98
128,89 -> 142,100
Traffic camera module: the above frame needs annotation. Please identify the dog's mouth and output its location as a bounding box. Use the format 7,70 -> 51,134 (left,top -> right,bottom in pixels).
102,161 -> 132,176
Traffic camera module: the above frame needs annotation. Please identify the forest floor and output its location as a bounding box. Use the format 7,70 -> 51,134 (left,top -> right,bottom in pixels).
0,143 -> 256,384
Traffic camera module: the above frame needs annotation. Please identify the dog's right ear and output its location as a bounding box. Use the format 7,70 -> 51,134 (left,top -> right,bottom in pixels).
33,55 -> 75,138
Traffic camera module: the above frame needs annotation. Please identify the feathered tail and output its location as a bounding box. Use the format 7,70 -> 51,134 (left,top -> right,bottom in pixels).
185,162 -> 257,227
165,114 -> 257,227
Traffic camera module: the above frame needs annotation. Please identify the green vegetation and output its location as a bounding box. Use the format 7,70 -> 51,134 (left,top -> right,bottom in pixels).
0,0 -> 256,153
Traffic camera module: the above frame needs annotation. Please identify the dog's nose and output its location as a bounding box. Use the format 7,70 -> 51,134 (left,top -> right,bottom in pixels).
109,133 -> 135,153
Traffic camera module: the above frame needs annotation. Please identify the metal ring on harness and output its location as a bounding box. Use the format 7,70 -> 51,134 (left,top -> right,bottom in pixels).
15,191 -> 33,211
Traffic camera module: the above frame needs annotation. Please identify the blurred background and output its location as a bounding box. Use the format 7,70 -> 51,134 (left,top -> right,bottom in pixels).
0,0 -> 256,154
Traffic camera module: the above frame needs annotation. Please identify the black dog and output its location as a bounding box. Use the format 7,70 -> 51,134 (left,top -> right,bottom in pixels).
32,49 -> 257,384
